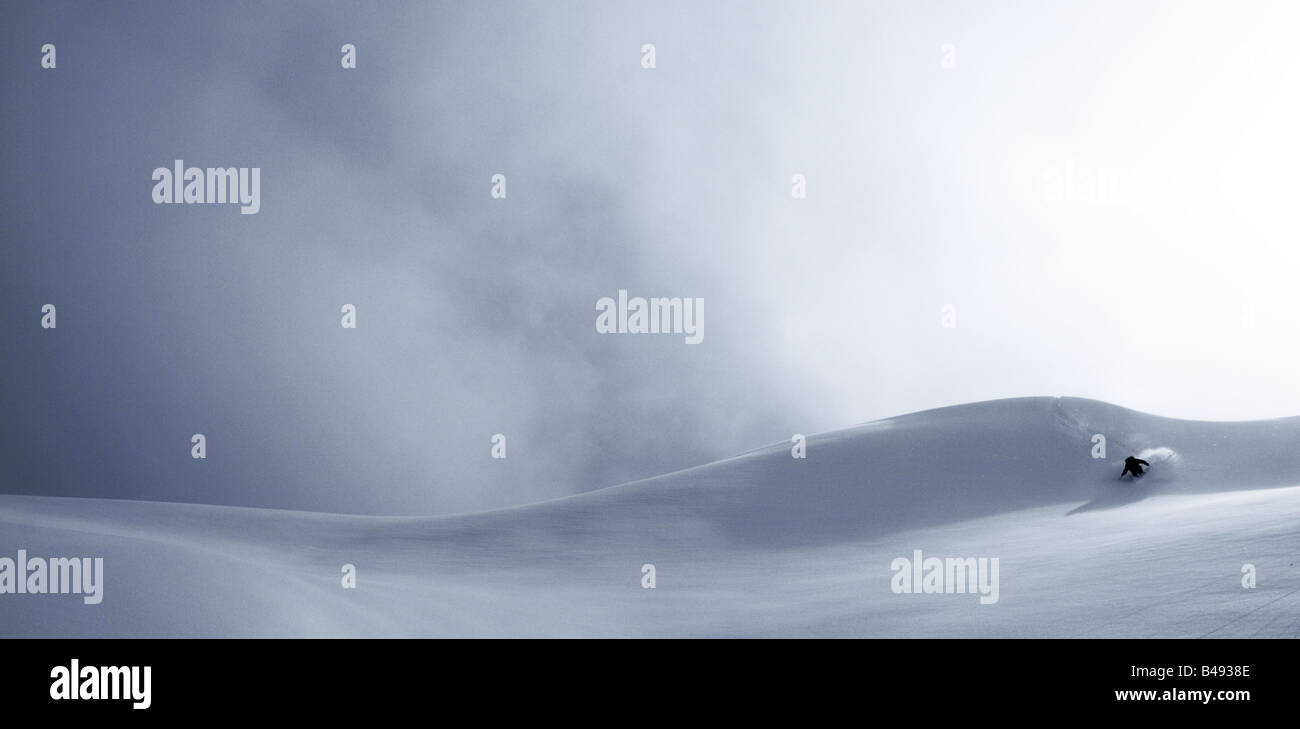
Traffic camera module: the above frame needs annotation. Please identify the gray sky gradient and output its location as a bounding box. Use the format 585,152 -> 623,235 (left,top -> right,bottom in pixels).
4,1 -> 1299,514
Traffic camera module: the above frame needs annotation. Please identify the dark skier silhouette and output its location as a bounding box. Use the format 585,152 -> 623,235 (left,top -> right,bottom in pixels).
1120,455 -> 1150,479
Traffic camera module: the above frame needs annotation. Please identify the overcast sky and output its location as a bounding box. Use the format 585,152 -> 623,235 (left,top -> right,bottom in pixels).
4,1 -> 1300,515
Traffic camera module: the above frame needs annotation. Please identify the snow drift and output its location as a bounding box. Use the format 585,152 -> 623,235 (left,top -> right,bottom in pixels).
3,396 -> 1299,637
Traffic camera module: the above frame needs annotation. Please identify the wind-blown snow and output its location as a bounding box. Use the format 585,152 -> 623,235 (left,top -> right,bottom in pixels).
2,396 -> 1298,637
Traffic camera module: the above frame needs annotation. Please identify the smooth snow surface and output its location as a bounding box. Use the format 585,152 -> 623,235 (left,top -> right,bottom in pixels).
3,397 -> 1298,637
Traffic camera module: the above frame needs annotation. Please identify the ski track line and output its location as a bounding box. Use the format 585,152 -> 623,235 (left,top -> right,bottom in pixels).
1067,568 -> 1226,638
1245,583 -> 1300,639
1199,582 -> 1300,638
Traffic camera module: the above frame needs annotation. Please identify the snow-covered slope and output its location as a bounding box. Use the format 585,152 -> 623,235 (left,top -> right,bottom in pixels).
3,396 -> 1299,637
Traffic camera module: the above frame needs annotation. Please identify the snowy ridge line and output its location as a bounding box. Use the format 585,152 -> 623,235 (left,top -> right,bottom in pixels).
4,397 -> 1300,637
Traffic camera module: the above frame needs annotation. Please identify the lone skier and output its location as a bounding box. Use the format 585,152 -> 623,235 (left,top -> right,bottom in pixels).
1120,455 -> 1150,479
